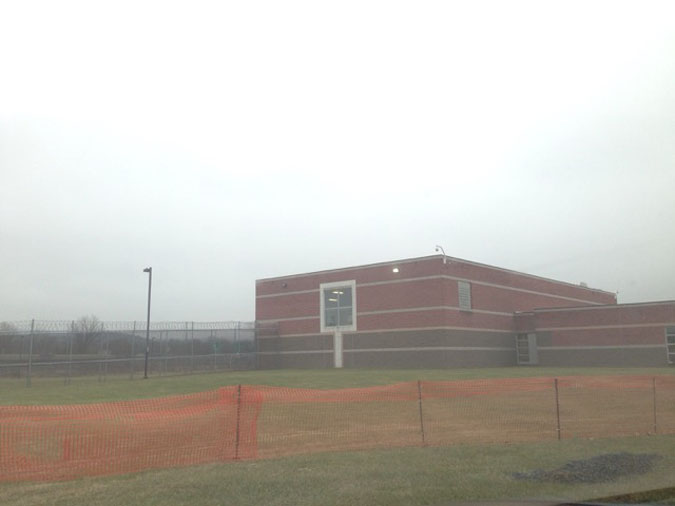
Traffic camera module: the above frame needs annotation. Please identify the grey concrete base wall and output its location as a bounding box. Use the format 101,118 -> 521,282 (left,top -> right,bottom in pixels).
257,329 -> 518,369
257,334 -> 333,369
256,330 -> 674,369
538,347 -> 669,367
257,350 -> 333,369
344,349 -> 515,368
343,330 -> 516,349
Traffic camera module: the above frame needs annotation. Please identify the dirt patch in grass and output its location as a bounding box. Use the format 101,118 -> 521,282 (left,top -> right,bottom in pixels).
513,452 -> 662,484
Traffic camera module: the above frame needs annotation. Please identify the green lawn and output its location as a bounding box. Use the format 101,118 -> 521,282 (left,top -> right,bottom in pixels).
1,436 -> 675,506
2,367 -> 674,405
2,367 -> 675,506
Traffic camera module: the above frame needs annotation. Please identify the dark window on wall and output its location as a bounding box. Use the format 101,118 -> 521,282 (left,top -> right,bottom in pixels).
458,281 -> 472,311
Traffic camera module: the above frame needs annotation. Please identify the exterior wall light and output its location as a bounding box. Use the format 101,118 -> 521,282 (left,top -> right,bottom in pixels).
435,245 -> 447,264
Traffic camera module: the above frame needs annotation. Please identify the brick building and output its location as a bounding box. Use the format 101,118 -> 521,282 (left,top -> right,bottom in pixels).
255,255 -> 675,368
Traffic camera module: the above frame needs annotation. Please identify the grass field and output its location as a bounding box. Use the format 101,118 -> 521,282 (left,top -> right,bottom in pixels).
2,367 -> 675,506
2,435 -> 675,506
2,366 -> 674,404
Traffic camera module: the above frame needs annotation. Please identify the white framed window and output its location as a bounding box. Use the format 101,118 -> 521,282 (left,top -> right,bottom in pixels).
666,326 -> 675,364
458,281 -> 472,311
320,280 -> 357,333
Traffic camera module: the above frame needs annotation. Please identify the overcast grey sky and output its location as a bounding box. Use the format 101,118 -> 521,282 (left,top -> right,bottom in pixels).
1,0 -> 674,323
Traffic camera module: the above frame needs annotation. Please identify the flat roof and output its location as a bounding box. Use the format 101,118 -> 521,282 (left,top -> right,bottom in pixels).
256,254 -> 616,296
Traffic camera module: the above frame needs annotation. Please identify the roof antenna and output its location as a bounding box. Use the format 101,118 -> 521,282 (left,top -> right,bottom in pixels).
435,245 -> 447,264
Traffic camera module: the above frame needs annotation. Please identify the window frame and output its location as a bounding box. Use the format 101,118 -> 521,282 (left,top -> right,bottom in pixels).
320,280 -> 357,333
666,326 -> 675,365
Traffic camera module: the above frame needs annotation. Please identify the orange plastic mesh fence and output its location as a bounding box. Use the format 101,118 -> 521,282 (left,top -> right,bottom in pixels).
1,375 -> 673,482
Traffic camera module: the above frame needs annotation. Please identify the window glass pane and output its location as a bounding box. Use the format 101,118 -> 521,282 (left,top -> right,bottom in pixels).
337,288 -> 352,307
326,288 -> 351,306
325,308 -> 338,327
324,287 -> 353,309
324,290 -> 338,308
339,308 -> 353,326
667,326 -> 675,335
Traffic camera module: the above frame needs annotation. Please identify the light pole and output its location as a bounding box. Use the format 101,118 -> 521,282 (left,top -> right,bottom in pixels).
143,267 -> 152,379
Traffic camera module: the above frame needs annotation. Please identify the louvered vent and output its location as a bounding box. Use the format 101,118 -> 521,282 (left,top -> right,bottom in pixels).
458,281 -> 471,311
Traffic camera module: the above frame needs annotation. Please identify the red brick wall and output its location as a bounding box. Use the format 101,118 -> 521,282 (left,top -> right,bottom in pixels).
275,318 -> 320,335
531,302 -> 675,347
534,303 -> 675,329
445,261 -> 615,304
357,278 -> 445,312
256,257 -> 440,296
256,292 -> 317,320
255,255 -> 619,336
550,327 -> 667,346
357,309 -> 515,332
470,283 -> 603,313
264,309 -> 518,336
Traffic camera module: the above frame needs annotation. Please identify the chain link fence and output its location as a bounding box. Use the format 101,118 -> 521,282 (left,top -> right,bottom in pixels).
0,320 -> 263,385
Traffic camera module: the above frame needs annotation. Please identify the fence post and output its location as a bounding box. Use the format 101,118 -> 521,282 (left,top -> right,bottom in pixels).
652,377 -> 657,434
417,380 -> 426,444
191,321 -> 195,374
163,330 -> 168,375
158,331 -> 163,376
554,378 -> 561,440
26,319 -> 35,387
130,321 -> 136,379
97,329 -> 104,383
65,320 -> 74,385
235,384 -> 242,459
236,321 -> 241,354
185,321 -> 189,374
103,324 -> 109,382
212,330 -> 216,371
